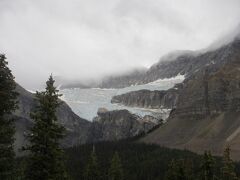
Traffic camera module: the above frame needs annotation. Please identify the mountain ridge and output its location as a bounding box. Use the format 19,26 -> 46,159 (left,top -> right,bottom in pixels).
58,33 -> 240,89
139,37 -> 240,160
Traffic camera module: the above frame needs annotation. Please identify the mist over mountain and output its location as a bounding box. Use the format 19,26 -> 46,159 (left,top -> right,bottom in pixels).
1,0 -> 240,90
56,67 -> 147,89
58,28 -> 240,89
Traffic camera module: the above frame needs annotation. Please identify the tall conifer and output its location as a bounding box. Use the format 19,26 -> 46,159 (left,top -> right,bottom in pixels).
0,54 -> 18,180
84,146 -> 101,180
108,152 -> 123,180
24,75 -> 68,180
164,159 -> 192,180
201,151 -> 215,180
221,146 -> 238,180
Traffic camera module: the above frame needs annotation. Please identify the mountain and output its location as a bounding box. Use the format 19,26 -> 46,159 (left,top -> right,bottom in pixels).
110,37 -> 240,109
140,37 -> 240,160
14,84 -> 92,154
58,68 -> 147,89
98,68 -> 147,89
55,27 -> 240,90
14,30 -> 240,159
87,109 -> 161,142
13,84 -> 159,154
111,88 -> 179,109
100,42 -> 238,89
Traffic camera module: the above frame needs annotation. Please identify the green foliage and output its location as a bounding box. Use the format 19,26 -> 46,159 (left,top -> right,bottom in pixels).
165,159 -> 180,180
108,152 -> 123,180
200,151 -> 216,180
15,158 -> 27,180
24,75 -> 68,180
0,54 -> 18,180
16,140 -> 240,180
65,141 -> 216,180
221,146 -> 238,180
84,147 -> 101,180
164,159 -> 193,180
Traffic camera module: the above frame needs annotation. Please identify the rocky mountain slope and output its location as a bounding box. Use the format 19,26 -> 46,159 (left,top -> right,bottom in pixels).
97,36 -> 240,89
14,85 -> 159,154
14,84 -> 92,153
141,37 -> 240,160
87,109 -> 161,142
111,88 -> 179,109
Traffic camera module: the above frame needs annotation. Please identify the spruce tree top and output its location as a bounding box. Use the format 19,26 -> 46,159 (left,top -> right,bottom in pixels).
108,152 -> 123,180
0,54 -> 18,116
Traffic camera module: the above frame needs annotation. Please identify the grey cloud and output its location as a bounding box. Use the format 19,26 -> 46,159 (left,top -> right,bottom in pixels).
0,0 -> 240,90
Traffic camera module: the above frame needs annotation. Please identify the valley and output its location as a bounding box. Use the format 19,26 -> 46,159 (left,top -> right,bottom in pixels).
1,1 -> 240,179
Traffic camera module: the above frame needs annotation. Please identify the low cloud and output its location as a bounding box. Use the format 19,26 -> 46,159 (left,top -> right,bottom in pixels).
0,0 -> 240,89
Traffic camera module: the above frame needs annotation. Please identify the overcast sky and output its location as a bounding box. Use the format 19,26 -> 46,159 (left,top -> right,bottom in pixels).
0,0 -> 240,89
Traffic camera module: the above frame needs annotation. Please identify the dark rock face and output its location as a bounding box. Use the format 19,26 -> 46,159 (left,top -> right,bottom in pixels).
173,39 -> 240,118
88,109 -> 161,142
14,84 -> 91,153
141,38 -> 240,160
111,89 -> 178,109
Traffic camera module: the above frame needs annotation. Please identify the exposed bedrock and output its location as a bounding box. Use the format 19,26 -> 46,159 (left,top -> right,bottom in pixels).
88,109 -> 162,142
141,38 -> 240,160
111,88 -> 179,109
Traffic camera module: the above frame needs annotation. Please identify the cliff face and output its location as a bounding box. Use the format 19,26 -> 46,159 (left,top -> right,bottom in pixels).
88,109 -> 161,142
173,39 -> 240,118
111,89 -> 178,109
141,38 -> 240,160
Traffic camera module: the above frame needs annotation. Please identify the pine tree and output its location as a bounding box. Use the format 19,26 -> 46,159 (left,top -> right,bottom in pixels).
84,146 -> 101,180
164,159 -> 191,180
176,159 -> 189,180
24,75 -> 68,180
201,151 -> 215,180
221,146 -> 238,180
165,160 -> 179,180
108,152 -> 123,180
0,54 -> 18,180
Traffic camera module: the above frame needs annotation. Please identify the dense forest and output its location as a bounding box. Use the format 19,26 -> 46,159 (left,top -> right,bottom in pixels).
16,140 -> 240,180
64,141 -> 240,180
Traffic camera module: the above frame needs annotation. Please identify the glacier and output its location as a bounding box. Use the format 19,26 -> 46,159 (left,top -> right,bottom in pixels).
60,75 -> 184,121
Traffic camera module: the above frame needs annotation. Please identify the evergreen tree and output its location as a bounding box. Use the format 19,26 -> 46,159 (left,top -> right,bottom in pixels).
24,75 -> 68,180
164,159 -> 190,180
165,160 -> 179,180
84,146 -> 101,180
108,152 -> 124,180
0,54 -> 18,180
177,159 -> 189,180
221,146 -> 238,180
201,151 -> 215,180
